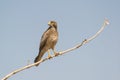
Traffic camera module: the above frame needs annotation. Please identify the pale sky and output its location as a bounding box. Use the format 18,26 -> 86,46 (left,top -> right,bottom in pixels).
0,0 -> 120,80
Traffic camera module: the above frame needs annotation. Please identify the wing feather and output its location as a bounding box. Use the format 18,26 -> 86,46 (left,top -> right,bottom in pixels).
39,27 -> 51,51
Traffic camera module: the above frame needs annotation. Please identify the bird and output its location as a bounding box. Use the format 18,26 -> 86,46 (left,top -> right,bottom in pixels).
34,21 -> 58,66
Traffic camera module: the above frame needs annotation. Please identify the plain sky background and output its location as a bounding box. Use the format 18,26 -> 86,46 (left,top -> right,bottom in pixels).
0,0 -> 120,80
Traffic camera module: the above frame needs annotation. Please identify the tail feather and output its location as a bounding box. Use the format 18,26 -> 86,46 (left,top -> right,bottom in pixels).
34,52 -> 44,66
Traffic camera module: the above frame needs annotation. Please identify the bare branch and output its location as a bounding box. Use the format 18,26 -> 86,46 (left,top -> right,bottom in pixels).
1,19 -> 109,80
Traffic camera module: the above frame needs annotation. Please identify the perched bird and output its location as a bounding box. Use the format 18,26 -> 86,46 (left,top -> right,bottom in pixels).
34,21 -> 58,66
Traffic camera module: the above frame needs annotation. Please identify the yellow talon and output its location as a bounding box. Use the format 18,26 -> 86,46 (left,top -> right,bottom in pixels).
53,50 -> 59,56
47,50 -> 52,59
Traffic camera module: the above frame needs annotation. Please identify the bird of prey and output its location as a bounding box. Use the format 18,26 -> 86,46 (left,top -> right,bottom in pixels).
34,21 -> 58,66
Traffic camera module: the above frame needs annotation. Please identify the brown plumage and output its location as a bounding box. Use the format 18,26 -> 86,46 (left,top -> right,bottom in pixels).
34,21 -> 58,66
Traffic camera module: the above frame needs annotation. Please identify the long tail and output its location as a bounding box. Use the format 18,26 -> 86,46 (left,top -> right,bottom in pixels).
34,52 -> 44,66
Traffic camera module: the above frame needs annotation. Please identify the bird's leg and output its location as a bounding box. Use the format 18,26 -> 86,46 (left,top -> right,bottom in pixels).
47,50 -> 52,59
53,49 -> 59,56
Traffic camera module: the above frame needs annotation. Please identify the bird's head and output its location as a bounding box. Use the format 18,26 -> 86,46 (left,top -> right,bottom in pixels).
48,21 -> 57,29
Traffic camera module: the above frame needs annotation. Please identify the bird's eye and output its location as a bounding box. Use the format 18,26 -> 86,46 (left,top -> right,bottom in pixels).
51,22 -> 54,23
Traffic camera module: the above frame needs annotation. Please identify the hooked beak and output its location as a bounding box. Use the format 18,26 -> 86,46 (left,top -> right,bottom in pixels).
48,21 -> 51,26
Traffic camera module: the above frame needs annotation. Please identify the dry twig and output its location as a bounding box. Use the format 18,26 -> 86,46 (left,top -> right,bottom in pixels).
1,19 -> 109,80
